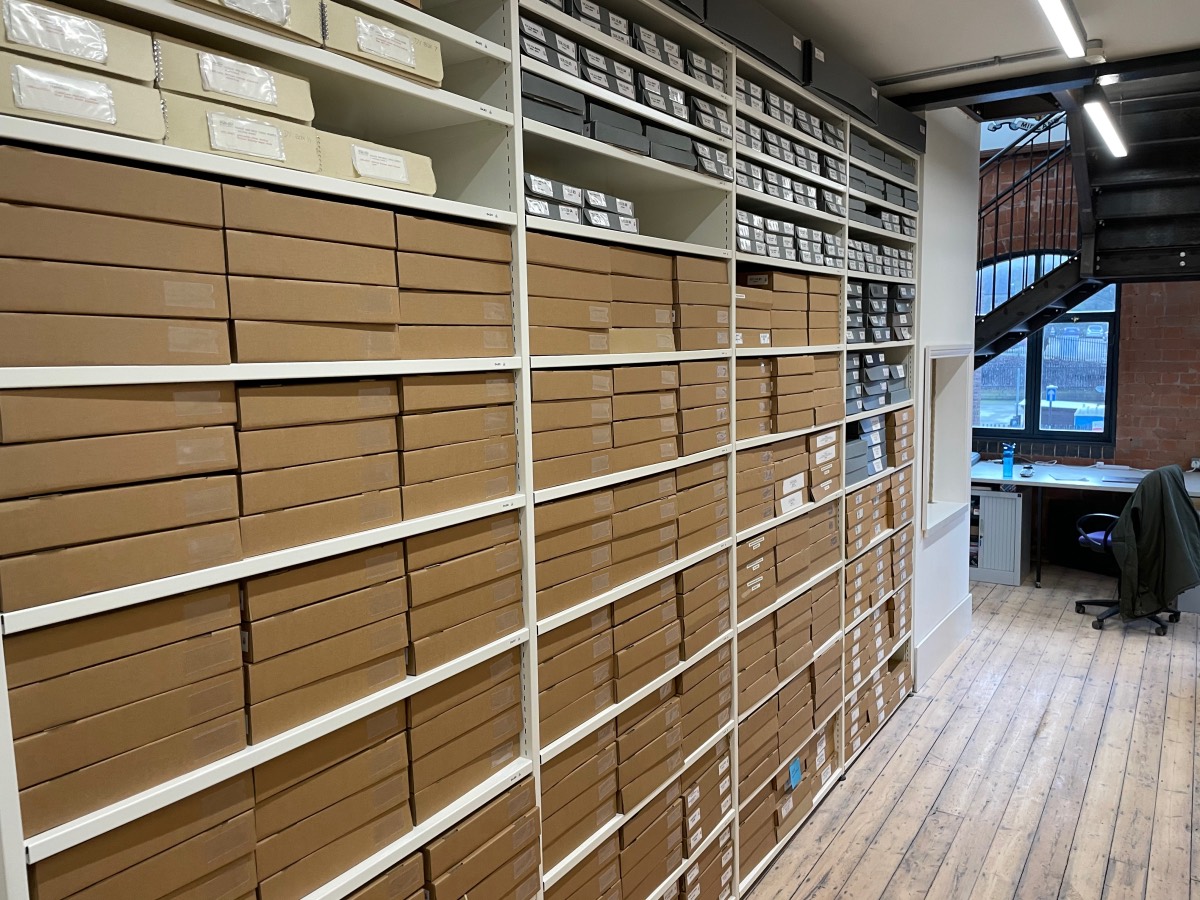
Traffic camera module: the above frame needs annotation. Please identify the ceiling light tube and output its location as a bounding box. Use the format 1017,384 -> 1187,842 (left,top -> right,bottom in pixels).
1035,0 -> 1087,58
1082,86 -> 1128,158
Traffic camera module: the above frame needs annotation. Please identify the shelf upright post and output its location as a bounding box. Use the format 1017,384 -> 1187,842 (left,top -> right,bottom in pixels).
0,636 -> 30,900
506,5 -> 548,896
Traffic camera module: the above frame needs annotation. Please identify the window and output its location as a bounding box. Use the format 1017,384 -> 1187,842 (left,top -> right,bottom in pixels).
973,285 -> 1119,443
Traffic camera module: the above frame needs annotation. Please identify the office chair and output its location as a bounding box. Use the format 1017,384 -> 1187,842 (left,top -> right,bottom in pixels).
1074,510 -> 1181,635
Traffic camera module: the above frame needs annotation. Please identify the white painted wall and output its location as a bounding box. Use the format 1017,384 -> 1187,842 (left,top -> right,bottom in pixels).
913,108 -> 980,686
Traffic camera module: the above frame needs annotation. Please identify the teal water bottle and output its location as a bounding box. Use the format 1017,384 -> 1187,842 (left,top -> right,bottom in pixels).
1002,443 -> 1015,478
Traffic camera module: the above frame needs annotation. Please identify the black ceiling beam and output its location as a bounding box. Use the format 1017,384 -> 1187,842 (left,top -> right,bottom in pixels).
893,48 -> 1200,112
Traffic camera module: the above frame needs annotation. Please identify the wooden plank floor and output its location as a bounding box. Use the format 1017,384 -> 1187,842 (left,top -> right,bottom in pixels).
749,565 -> 1197,900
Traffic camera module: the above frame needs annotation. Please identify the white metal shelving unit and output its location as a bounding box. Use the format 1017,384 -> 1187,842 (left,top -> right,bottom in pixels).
0,0 -> 926,895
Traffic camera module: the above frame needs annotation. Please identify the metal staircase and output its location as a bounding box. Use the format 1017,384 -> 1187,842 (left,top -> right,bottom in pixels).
974,113 -> 1104,367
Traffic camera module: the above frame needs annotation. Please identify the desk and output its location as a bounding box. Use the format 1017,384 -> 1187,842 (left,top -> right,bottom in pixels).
970,462 -> 1200,588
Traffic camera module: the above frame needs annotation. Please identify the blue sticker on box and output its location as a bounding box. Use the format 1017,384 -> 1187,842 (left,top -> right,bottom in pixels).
789,759 -> 803,789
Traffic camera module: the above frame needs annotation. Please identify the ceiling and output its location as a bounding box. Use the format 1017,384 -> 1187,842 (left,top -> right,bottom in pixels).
755,0 -> 1200,99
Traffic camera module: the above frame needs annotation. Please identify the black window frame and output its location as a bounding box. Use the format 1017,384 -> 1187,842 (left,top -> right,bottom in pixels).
973,287 -> 1121,446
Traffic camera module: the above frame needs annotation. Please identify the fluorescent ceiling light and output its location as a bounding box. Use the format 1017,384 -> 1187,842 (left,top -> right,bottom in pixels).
1036,0 -> 1087,58
1083,87 -> 1128,158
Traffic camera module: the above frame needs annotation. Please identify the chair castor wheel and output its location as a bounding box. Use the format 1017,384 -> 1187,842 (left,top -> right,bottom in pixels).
1156,625 -> 1168,636
1169,612 -> 1181,623
1075,603 -> 1086,614
1092,620 -> 1103,631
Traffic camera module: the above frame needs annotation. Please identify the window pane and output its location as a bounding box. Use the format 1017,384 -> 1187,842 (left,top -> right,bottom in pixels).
1039,320 -> 1111,433
973,339 -> 1028,430
1072,284 -> 1118,313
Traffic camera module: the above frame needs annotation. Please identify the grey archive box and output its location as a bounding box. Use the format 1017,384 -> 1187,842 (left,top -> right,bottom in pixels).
523,71 -> 585,114
704,0 -> 804,81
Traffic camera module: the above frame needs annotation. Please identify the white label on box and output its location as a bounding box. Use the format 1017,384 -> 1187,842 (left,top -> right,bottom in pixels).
552,34 -> 574,55
582,48 -> 604,68
223,0 -> 289,26
559,204 -> 580,223
614,61 -> 632,82
11,64 -> 115,123
815,745 -> 826,768
562,184 -> 583,204
618,216 -> 637,232
617,80 -> 635,100
616,198 -> 634,216
199,53 -> 278,106
4,0 -> 107,63
352,145 -> 410,184
579,0 -> 600,18
206,111 -> 285,160
586,68 -> 608,87
585,189 -> 606,206
520,19 -> 545,42
525,196 -> 550,216
527,174 -> 553,197
357,17 -> 416,69
522,38 -> 547,62
587,210 -> 611,228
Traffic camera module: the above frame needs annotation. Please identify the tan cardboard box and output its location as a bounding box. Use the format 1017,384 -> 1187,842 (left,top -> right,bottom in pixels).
676,327 -> 731,351
533,369 -> 613,401
410,702 -> 522,792
239,488 -> 400,556
155,34 -> 314,122
0,0 -> 153,80
238,418 -> 396,473
408,540 -> 520,606
611,301 -> 673,328
258,805 -> 412,900
541,681 -> 612,743
533,424 -> 612,461
15,668 -> 242,790
256,769 -> 410,879
0,144 -> 216,223
0,383 -> 232,446
164,92 -> 319,171
536,491 -> 614,538
396,292 -> 512,326
397,248 -> 508,291
233,319 -> 398,362
243,579 -> 407,660
224,183 -> 393,246
537,517 -> 612,564
675,256 -> 728,283
10,624 -> 239,740
237,380 -> 397,430
527,233 -> 610,272
424,779 -> 535,879
347,854 -> 423,900
407,511 -> 518,570
528,264 -> 611,301
318,130 -> 436,195
246,616 -> 408,704
611,246 -> 671,278
0,520 -> 241,612
613,472 -> 676,511
401,465 -> 516,518
407,603 -> 523,673
18,711 -> 244,837
0,474 -> 237,557
226,230 -> 396,286
323,1 -> 442,85
401,405 -> 515,451
242,544 -> 402,623
611,275 -> 673,305
409,574 -> 520,641
531,295 -> 611,329
530,324 -> 610,355
0,50 -> 162,137
400,372 -> 514,412
0,258 -> 228,321
29,777 -> 252,900
395,215 -> 510,262
0,202 -> 224,272
231,278 -> 400,328
609,327 -> 676,353
613,390 -> 677,421
679,360 -> 730,386
402,434 -> 515,484
429,808 -> 540,899
248,654 -> 406,742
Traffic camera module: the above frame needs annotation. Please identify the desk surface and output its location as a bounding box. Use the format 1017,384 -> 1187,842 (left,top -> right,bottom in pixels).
971,461 -> 1200,498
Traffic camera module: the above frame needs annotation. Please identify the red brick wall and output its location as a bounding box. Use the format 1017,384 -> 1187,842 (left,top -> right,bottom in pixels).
1114,281 -> 1200,469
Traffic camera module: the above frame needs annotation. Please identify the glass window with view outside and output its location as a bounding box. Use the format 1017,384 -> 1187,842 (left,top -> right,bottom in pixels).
973,339 -> 1028,430
1039,286 -> 1116,434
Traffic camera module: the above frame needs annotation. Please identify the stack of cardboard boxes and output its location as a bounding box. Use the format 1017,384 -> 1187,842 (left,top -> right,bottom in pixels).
888,407 -> 917,471
544,837 -> 621,900
241,543 -> 409,743
618,770 -> 684,900
7,587 -> 246,839
0,148 -> 229,367
236,379 -> 402,556
844,650 -> 908,763
678,634 -> 733,760
732,352 -> 842,446
675,257 -> 732,352
7,512 -> 526,838
533,466 -> 730,621
610,248 -> 677,355
526,234 -> 731,356
677,547 -> 731,663
399,373 -> 519,518
0,383 -> 242,613
737,270 -> 842,347
540,722 -> 620,872
0,149 -> 485,368
844,475 -> 891,565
